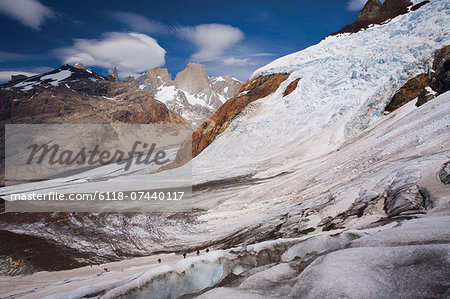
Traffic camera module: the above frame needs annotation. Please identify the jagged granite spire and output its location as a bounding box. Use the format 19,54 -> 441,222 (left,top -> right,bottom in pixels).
113,67 -> 119,82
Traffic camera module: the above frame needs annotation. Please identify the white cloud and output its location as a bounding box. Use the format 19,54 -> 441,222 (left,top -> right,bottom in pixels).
0,0 -> 54,30
56,32 -> 166,78
110,12 -> 168,34
222,57 -> 251,66
0,70 -> 38,82
178,24 -> 244,62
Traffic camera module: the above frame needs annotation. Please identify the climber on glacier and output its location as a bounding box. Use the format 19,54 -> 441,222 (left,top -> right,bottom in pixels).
182,252 -> 186,258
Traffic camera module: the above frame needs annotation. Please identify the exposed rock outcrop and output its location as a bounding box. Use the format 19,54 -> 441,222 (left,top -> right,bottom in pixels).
74,63 -> 86,70
356,0 -> 384,23
9,75 -> 28,84
415,89 -> 435,107
331,0 -> 419,36
283,78 -> 301,97
161,73 -> 290,170
431,45 -> 450,94
174,63 -> 211,95
439,161 -> 450,185
385,45 -> 449,112
385,73 -> 430,112
113,67 -> 119,82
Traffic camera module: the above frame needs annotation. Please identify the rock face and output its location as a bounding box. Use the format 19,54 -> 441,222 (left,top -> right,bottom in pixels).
113,67 -> 119,82
331,0 -> 417,35
385,73 -> 430,112
0,65 -> 186,185
283,78 -> 300,97
431,45 -> 450,94
439,161 -> 450,185
385,45 -> 449,112
174,63 -> 211,95
161,73 -> 290,170
383,170 -> 426,217
356,0 -> 384,23
124,63 -> 243,127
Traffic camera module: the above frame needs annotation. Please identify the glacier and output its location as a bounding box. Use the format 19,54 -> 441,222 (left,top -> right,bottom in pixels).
0,0 -> 449,298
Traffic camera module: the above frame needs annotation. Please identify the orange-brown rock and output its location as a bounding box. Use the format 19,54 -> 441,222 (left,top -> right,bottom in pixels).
160,73 -> 290,170
385,73 -> 430,112
331,0 -> 417,36
283,78 -> 301,97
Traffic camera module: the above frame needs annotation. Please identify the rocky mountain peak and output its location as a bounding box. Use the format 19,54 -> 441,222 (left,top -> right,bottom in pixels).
357,0 -> 383,23
123,63 -> 243,127
331,0 -> 416,35
74,63 -> 86,70
144,67 -> 173,86
174,63 -> 210,94
113,67 -> 119,81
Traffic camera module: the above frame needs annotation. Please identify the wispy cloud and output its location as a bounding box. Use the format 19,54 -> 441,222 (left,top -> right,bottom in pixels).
0,0 -> 55,30
107,13 -> 269,80
251,53 -> 275,57
222,57 -> 252,66
110,12 -> 169,35
177,24 -> 244,62
56,32 -> 166,78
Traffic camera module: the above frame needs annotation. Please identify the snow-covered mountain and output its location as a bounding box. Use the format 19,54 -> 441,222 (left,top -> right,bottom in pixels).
0,64 -> 185,125
0,64 -> 187,186
173,0 -> 449,176
0,0 -> 449,297
124,63 -> 243,127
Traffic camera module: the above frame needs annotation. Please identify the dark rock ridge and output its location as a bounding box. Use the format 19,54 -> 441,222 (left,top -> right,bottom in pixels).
160,73 -> 290,170
331,0 -> 428,36
385,45 -> 450,112
283,78 -> 301,97
385,73 -> 430,112
0,64 -> 185,124
439,161 -> 450,185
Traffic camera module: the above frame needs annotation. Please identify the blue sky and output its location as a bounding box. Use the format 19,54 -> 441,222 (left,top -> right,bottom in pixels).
0,0 -> 368,82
